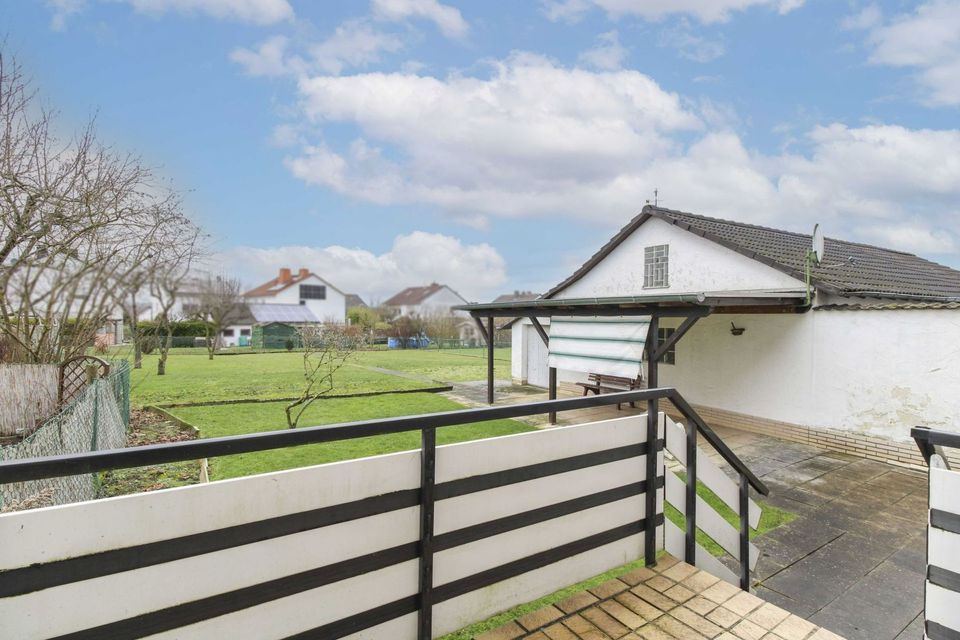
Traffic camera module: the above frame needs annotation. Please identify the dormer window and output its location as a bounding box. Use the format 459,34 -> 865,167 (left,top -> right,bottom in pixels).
643,244 -> 669,288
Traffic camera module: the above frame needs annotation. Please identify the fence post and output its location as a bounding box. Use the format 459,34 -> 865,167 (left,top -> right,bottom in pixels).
739,474 -> 750,591
685,422 -> 697,565
418,427 -> 436,640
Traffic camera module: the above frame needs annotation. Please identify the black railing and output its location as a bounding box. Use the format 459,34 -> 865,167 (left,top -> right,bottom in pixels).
0,387 -> 767,640
913,426 -> 959,469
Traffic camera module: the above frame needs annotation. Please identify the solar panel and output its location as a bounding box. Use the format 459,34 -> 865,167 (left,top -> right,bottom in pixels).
248,304 -> 319,324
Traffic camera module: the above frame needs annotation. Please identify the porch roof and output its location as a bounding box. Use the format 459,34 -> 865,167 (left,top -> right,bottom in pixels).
455,289 -> 809,318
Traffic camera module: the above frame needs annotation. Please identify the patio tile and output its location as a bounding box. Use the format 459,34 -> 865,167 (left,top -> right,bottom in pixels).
518,605 -> 565,631
581,607 -> 631,637
477,621 -> 526,640
599,599 -> 646,629
770,614 -> 818,640
557,591 -> 600,615
589,579 -> 630,600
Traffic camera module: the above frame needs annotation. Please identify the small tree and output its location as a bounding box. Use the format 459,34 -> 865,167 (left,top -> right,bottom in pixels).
424,312 -> 458,348
285,323 -> 366,428
196,275 -> 242,360
391,315 -> 423,348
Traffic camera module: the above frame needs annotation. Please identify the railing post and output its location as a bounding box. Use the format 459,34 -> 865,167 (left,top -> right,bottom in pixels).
739,473 -> 750,591
418,428 -> 436,640
644,316 -> 659,566
548,367 -> 557,425
685,422 -> 697,565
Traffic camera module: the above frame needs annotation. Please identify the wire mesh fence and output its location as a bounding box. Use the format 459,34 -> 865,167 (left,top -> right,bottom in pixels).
0,361 -> 130,511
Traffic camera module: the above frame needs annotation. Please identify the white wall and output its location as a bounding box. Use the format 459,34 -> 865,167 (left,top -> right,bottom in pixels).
512,216 -> 960,440
247,274 -> 346,323
399,287 -> 469,318
560,217 -> 804,298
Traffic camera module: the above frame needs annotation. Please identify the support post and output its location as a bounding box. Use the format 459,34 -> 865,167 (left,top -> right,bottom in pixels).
487,316 -> 495,405
548,367 -> 557,425
418,428 -> 436,639
685,422 -> 697,566
644,315 -> 659,566
739,473 -> 750,591
530,317 -> 549,346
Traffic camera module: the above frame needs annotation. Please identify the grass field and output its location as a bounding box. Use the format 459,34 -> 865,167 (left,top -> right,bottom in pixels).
169,392 -> 534,479
128,348 -> 511,406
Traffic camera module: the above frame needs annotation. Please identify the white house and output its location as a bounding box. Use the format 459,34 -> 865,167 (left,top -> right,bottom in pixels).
510,205 -> 960,466
243,268 -> 346,324
384,283 -> 469,318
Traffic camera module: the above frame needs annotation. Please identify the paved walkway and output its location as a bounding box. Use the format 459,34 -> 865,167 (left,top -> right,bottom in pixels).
477,554 -> 845,640
445,385 -> 928,639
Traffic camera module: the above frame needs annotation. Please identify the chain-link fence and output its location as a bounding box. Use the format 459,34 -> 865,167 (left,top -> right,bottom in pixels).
0,361 -> 130,511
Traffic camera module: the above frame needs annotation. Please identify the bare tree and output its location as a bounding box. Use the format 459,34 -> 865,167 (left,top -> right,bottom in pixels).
286,323 -> 366,429
423,312 -> 458,348
149,227 -> 203,376
0,49 -> 202,364
195,275 -> 242,360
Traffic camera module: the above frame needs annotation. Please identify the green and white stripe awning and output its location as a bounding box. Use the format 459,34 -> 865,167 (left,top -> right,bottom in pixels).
547,316 -> 650,378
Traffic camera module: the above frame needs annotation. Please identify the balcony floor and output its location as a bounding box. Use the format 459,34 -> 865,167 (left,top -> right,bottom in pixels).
476,554 -> 844,640
447,383 -> 927,639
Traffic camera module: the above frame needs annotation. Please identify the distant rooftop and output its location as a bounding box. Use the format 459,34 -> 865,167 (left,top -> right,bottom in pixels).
493,290 -> 540,304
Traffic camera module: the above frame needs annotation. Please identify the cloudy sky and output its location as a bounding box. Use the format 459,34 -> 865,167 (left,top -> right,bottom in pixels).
11,0 -> 960,302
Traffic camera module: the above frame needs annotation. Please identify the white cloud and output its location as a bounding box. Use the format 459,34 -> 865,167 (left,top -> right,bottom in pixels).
578,30 -> 628,70
47,0 -> 86,31
541,0 -> 804,24
852,0 -> 960,106
277,53 -> 960,257
310,19 -> 405,75
120,0 -> 293,24
371,0 -> 468,38
659,18 -> 725,62
230,36 -> 304,77
217,231 -> 506,302
46,0 -> 293,28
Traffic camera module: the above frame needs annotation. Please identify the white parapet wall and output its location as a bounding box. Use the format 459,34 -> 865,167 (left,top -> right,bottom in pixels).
0,414 -> 667,639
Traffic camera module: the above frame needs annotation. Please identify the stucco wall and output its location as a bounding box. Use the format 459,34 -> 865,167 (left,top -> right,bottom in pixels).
560,217 -> 804,298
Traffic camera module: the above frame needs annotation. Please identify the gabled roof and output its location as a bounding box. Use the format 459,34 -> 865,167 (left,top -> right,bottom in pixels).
345,293 -> 367,308
493,290 -> 540,304
244,270 -> 343,298
385,283 -> 467,307
546,205 -> 960,302
247,303 -> 319,324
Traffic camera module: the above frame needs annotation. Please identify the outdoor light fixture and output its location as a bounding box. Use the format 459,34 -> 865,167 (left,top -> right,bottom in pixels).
730,322 -> 745,336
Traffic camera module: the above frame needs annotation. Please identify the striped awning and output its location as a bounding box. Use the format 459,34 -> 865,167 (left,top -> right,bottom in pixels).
547,317 -> 650,378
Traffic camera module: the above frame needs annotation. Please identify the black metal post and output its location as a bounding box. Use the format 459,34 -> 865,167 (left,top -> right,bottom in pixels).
644,315 -> 659,566
685,423 -> 697,565
418,428 -> 436,639
548,367 -> 557,425
739,473 -> 750,591
486,317 -> 495,405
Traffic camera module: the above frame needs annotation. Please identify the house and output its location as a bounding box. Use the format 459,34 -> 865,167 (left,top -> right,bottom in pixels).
384,283 -> 469,318
461,290 -> 541,346
507,205 -> 960,465
345,293 -> 367,309
243,268 -> 346,324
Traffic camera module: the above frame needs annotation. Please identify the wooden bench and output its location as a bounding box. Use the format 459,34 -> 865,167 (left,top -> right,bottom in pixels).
576,373 -> 644,409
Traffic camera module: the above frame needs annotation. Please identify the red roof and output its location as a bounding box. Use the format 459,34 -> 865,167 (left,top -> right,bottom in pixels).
244,268 -> 317,298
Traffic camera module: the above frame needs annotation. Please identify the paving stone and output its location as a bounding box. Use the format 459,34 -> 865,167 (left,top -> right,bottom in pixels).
645,575 -> 676,593
526,633 -> 552,640
543,622 -> 580,640
892,613 -> 924,640
670,605 -> 724,637
652,555 -> 680,573
633,626 -> 676,640
682,569 -> 722,592
750,586 -> 817,620
701,580 -> 741,605
759,518 -> 844,563
771,614 -> 818,640
706,606 -> 743,629
663,583 -> 696,603
599,600 -> 646,630
517,605 -> 564,632
730,618 -> 767,640
615,590 -> 664,622
745,603 -> 790,630
619,566 -> 658,586
582,606 -> 632,638
631,583 -> 681,611
654,614 -> 708,639
661,562 -> 699,582
557,591 -> 601,615
724,590 -> 765,617
589,579 -> 630,600
476,621 -> 526,640
686,595 -> 719,616
562,614 -> 612,640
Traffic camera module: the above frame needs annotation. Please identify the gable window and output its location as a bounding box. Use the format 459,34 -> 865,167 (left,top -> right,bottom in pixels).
657,327 -> 676,365
300,284 -> 326,300
643,244 -> 669,288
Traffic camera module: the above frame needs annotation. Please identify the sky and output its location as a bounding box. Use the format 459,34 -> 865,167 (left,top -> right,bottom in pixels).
6,0 -> 960,303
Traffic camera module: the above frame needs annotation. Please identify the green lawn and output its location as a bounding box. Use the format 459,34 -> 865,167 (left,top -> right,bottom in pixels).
127,349 -> 512,407
168,392 -> 534,480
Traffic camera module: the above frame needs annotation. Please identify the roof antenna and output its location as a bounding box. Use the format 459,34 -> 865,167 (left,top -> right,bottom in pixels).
644,189 -> 659,207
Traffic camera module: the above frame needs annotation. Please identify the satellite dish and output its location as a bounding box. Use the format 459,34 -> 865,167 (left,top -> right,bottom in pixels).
811,224 -> 824,265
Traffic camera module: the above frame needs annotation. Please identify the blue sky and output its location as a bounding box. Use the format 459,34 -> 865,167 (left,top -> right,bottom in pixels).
8,0 -> 960,302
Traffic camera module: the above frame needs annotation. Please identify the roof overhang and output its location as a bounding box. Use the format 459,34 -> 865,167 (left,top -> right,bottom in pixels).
456,290 -> 810,318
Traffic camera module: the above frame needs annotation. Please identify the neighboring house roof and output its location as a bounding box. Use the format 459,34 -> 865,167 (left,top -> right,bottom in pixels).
345,293 -> 367,308
493,290 -> 540,304
244,268 -> 344,298
247,303 -> 319,324
816,302 -> 960,311
384,283 -> 467,307
546,205 -> 960,302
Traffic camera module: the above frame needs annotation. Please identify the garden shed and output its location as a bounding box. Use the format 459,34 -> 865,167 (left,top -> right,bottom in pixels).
251,322 -> 299,350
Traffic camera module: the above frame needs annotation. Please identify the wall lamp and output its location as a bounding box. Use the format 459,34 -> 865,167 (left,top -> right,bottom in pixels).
730,322 -> 746,336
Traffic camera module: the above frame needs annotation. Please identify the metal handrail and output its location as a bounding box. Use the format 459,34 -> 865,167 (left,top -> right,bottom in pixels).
912,425 -> 960,467
0,387 -> 768,495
